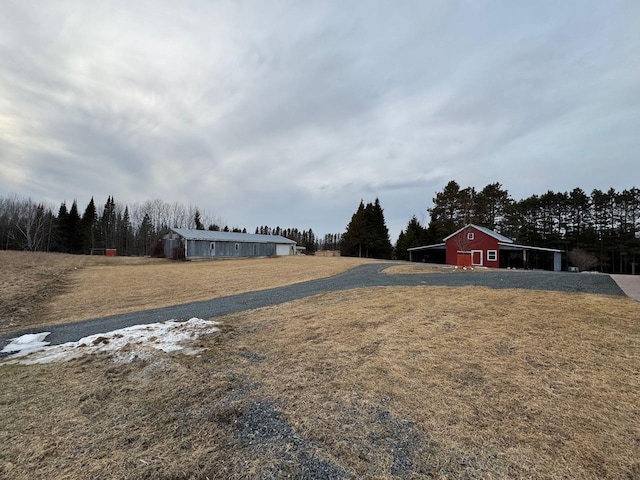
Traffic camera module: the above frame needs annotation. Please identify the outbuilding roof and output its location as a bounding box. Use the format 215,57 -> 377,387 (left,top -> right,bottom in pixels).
169,228 -> 296,244
407,243 -> 446,252
442,224 -> 514,244
498,242 -> 563,253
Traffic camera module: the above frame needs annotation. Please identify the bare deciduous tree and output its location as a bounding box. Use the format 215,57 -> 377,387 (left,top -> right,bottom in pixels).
567,248 -> 598,272
13,198 -> 54,251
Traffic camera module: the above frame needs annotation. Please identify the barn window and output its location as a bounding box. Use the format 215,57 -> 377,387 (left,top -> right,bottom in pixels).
235,243 -> 239,251
210,242 -> 215,251
467,232 -> 474,240
487,250 -> 497,261
253,244 -> 257,255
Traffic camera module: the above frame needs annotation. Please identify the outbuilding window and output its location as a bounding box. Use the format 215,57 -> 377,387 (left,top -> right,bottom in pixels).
467,232 -> 474,240
210,242 -> 215,251
487,250 -> 497,262
235,243 -> 240,251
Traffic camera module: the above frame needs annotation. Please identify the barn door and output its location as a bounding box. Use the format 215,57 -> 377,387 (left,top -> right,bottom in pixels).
471,250 -> 483,266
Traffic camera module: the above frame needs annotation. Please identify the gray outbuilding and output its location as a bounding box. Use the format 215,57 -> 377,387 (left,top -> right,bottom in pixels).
163,228 -> 297,260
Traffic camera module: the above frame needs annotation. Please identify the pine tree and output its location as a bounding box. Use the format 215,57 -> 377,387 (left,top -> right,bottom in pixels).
68,200 -> 82,253
428,180 -> 468,240
194,210 -> 204,230
98,196 -> 117,249
119,206 -> 134,255
368,198 -> 392,259
474,182 -> 512,231
138,213 -> 153,256
80,197 -> 97,254
341,200 -> 366,257
56,202 -> 69,252
341,198 -> 392,259
395,216 -> 427,260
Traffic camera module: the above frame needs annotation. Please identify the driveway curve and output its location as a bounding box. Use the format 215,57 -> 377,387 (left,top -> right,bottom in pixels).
0,264 -> 624,350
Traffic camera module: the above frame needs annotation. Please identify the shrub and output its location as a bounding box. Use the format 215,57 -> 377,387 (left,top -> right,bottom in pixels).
567,248 -> 598,271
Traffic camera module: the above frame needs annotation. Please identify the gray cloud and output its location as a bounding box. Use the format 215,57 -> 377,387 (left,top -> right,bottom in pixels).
1,0 -> 639,241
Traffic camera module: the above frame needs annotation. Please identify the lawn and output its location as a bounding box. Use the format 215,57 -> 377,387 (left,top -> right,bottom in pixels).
0,251 -> 375,332
1,252 -> 639,479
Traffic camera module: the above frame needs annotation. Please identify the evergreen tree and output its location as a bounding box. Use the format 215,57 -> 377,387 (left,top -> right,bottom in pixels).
138,213 -> 153,256
474,183 -> 512,231
118,206 -> 134,255
194,210 -> 204,230
80,197 -> 97,254
566,188 -> 592,248
427,181 -> 468,240
341,200 -> 366,257
367,198 -> 392,259
99,196 -> 117,249
395,216 -> 427,260
54,201 -> 81,253
56,202 -> 69,252
67,200 -> 82,253
341,198 -> 392,259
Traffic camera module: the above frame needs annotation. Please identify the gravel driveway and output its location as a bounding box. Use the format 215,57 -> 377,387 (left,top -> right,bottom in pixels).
0,264 -> 624,349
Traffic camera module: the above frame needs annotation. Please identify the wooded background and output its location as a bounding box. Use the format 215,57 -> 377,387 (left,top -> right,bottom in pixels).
395,181 -> 640,273
2,180 -> 639,273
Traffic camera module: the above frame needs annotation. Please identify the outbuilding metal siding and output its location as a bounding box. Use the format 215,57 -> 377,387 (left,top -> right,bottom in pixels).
186,239 -> 278,258
163,228 -> 296,260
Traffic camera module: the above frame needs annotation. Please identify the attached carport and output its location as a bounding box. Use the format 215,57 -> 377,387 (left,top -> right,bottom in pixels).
497,243 -> 563,272
407,243 -> 446,264
408,242 -> 562,271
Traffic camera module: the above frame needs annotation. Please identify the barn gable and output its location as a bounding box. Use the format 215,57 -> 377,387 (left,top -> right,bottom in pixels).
444,225 -> 503,268
442,224 -> 513,244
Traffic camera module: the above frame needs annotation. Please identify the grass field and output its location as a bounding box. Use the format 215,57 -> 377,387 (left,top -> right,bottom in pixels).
0,251 -> 375,332
1,252 -> 639,479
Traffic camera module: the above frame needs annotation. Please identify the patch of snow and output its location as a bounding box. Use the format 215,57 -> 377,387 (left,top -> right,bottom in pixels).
1,332 -> 51,357
1,318 -> 221,365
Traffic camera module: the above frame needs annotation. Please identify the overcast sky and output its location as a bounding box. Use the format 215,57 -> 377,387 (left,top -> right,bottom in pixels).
1,0 -> 639,240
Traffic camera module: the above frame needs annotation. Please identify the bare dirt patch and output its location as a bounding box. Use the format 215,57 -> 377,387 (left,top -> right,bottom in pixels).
2,286 -> 638,479
383,264 -> 492,274
0,251 -> 374,332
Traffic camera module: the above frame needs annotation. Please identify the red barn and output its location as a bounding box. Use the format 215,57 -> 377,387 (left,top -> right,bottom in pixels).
443,224 -> 510,268
408,224 -> 563,271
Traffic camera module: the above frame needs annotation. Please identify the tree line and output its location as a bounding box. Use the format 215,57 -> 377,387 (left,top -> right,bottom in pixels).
0,195 -> 230,256
6,181 -> 637,271
254,226 -> 318,253
395,181 -> 640,273
0,194 -> 328,257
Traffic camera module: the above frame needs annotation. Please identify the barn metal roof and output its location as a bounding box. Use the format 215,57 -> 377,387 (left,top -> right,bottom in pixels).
169,228 -> 296,244
442,224 -> 514,243
407,243 -> 446,252
498,242 -> 563,253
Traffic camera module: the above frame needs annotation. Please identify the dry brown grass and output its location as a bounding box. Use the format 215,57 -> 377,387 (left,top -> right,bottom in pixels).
0,251 -> 374,332
315,250 -> 341,257
2,286 -> 638,479
0,252 -> 164,332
